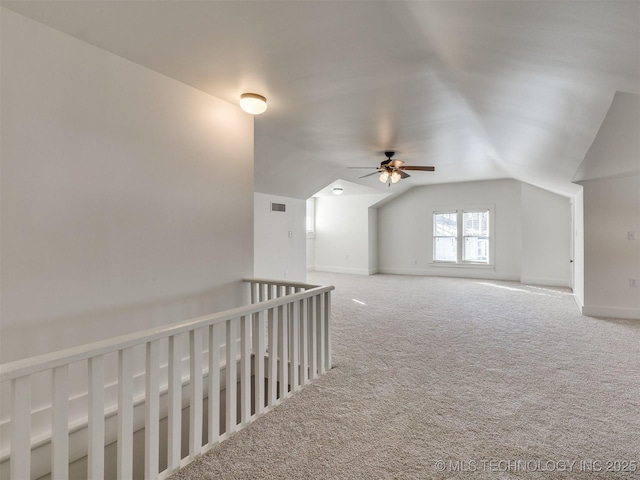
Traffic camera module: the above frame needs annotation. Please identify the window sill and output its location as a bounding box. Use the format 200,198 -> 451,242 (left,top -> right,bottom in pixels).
306,233 -> 316,239
429,262 -> 494,269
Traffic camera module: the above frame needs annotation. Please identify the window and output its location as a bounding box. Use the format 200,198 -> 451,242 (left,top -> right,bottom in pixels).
463,210 -> 489,262
306,197 -> 315,235
433,209 -> 491,264
434,212 -> 458,262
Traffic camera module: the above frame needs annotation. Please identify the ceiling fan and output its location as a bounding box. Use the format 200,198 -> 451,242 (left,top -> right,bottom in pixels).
349,151 -> 435,186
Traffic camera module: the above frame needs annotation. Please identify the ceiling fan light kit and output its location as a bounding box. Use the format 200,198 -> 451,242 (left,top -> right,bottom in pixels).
350,151 -> 435,187
239,93 -> 267,115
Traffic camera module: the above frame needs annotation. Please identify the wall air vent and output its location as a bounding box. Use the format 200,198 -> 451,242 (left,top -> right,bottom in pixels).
271,202 -> 286,213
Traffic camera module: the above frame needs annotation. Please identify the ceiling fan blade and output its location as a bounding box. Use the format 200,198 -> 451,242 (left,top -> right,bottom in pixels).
398,170 -> 410,179
389,159 -> 405,168
400,166 -> 435,171
358,171 -> 380,179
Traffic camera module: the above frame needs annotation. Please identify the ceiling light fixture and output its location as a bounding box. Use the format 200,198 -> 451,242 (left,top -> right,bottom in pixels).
332,186 -> 344,195
240,93 -> 268,115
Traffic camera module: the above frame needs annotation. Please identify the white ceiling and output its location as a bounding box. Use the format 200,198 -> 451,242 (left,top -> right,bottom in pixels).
3,0 -> 638,199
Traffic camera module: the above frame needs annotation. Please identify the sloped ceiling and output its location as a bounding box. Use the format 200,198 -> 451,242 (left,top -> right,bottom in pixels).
2,1 -> 638,198
573,91 -> 640,183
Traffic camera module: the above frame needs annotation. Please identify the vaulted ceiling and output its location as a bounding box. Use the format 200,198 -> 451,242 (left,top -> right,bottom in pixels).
3,0 -> 638,198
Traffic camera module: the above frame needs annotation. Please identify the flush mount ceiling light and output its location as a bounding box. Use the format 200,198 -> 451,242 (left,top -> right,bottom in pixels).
240,93 -> 267,115
332,186 -> 344,195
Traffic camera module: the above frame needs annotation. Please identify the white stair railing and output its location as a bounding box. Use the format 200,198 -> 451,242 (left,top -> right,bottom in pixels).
0,278 -> 333,480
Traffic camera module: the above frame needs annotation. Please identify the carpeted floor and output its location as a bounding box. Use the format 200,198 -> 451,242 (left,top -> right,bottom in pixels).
170,273 -> 640,479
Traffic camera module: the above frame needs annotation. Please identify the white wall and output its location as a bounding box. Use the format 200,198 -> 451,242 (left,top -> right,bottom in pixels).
521,184 -> 572,286
573,92 -> 640,182
254,193 -> 306,281
313,194 -> 386,275
378,179 -> 572,285
378,179 -> 523,281
573,91 -> 640,320
582,175 -> 640,319
0,8 -> 254,363
307,236 -> 316,272
368,207 -> 378,274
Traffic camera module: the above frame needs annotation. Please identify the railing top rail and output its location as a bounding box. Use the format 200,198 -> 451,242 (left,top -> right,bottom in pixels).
0,279 -> 334,383
243,278 -> 321,289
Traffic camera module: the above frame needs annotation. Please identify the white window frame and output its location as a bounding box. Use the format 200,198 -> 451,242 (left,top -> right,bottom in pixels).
431,206 -> 494,267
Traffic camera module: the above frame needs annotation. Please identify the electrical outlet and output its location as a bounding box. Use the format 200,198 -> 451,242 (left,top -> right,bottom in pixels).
284,270 -> 288,278
288,230 -> 293,238
630,279 -> 638,288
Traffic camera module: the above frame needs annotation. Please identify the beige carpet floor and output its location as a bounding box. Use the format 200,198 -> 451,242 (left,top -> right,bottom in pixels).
170,273 -> 640,479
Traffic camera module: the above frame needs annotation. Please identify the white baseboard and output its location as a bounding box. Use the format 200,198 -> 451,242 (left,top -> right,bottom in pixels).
378,267 -> 520,282
313,265 -> 372,275
306,265 -> 315,272
582,305 -> 640,320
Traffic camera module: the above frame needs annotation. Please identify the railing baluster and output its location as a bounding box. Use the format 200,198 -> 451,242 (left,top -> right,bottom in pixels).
52,365 -> 69,480
167,334 -> 182,473
291,297 -> 299,391
226,318 -> 238,434
208,324 -> 221,446
317,294 -> 325,374
278,304 -> 288,397
11,376 -> 31,480
88,356 -> 105,480
250,281 -> 258,304
145,340 -> 160,479
117,347 -> 134,480
189,328 -> 203,458
287,287 -> 295,390
0,278 -> 333,480
268,308 -> 278,406
324,291 -> 332,371
309,296 -> 317,379
300,297 -> 309,385
240,315 -> 251,424
254,310 -> 265,414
